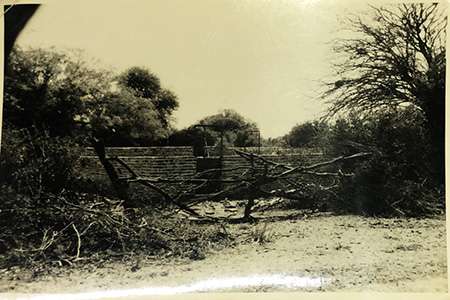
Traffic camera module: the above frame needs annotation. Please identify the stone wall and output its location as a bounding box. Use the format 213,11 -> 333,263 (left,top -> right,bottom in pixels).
82,146 -> 194,157
80,146 -> 324,184
80,147 -> 196,185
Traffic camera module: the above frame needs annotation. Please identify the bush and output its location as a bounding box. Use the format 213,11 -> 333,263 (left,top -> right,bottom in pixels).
326,108 -> 445,217
0,127 -> 82,198
0,128 -> 231,267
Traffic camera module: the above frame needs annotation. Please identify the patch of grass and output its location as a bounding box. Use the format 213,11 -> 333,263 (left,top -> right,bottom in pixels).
166,222 -> 231,260
249,223 -> 274,245
396,244 -> 423,251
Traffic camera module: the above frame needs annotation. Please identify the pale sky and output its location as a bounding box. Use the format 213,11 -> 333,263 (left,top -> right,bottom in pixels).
12,0 -> 367,138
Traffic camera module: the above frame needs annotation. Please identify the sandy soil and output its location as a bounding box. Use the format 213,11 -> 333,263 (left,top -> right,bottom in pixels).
0,204 -> 447,296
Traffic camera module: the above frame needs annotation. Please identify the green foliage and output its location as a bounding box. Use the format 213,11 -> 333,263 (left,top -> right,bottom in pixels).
280,106 -> 444,216
200,109 -> 253,132
168,126 -> 207,146
200,109 -> 259,148
0,126 -> 230,266
317,3 -> 446,215
260,136 -> 286,147
154,89 -> 179,128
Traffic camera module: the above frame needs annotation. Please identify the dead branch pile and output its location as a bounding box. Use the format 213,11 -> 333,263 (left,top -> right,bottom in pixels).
0,191 -> 230,269
107,148 -> 372,220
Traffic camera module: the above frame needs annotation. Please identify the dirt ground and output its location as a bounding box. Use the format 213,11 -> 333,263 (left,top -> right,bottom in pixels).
0,201 -> 447,296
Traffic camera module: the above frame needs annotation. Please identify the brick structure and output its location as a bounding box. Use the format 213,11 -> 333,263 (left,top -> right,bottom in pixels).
80,146 -> 324,185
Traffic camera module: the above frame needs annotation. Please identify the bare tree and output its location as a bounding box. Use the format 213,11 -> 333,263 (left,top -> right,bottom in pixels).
324,3 -> 447,182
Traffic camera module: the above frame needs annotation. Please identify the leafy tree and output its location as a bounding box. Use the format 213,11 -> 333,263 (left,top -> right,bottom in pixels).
3,47 -> 110,141
88,89 -> 172,146
168,126 -> 213,147
117,67 -> 179,130
284,120 -> 329,148
3,48 -> 178,146
0,48 -> 213,264
169,109 -> 259,148
261,136 -> 286,147
324,3 -> 446,182
198,109 -> 259,147
2,46 -> 180,207
117,66 -> 161,99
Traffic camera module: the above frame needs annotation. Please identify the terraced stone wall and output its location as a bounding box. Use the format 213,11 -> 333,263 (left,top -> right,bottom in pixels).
80,146 -> 324,187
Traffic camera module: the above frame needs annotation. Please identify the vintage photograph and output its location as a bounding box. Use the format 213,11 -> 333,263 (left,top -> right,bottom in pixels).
0,0 -> 447,297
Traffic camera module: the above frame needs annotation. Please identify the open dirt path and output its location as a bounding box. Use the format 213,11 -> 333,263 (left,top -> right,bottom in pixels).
0,213 -> 447,295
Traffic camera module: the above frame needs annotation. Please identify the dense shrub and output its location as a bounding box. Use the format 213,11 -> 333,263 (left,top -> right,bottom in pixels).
326,108 -> 445,216
284,121 -> 329,148
0,127 -> 82,198
0,128 -> 230,267
0,191 -> 229,268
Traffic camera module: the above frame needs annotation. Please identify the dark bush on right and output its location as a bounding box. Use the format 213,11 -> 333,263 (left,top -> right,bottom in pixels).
326,107 -> 445,217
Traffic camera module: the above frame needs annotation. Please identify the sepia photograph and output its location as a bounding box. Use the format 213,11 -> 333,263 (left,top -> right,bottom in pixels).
0,0 -> 447,298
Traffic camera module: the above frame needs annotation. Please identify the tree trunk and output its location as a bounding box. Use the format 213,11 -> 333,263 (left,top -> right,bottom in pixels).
90,138 -> 132,206
421,81 -> 445,185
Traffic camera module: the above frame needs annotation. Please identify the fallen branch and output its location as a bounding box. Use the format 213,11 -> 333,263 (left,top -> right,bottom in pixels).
292,170 -> 354,177
72,224 -> 81,260
99,149 -> 370,220
124,177 -> 247,184
234,149 -> 292,171
58,198 -> 137,235
91,138 -> 130,205
275,152 -> 372,178
108,157 -> 139,178
112,157 -> 256,218
133,179 -> 203,217
184,181 -> 251,208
